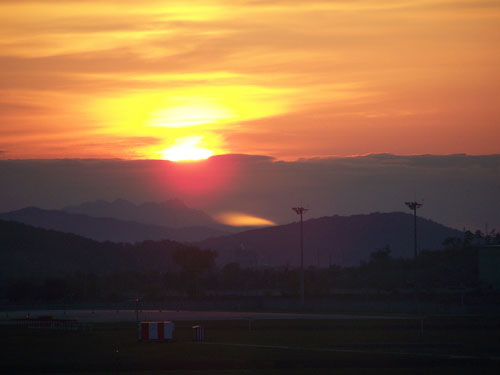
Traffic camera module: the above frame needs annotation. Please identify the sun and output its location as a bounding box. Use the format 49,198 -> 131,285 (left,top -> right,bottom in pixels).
159,136 -> 215,162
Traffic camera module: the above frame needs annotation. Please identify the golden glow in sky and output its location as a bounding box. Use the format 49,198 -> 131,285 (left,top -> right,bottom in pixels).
215,212 -> 276,227
0,1 -> 499,160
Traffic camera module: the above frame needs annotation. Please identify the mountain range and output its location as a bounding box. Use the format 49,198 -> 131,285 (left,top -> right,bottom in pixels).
197,212 -> 463,267
0,219 -> 182,278
0,207 -> 228,243
1,200 -> 463,271
64,198 -> 221,229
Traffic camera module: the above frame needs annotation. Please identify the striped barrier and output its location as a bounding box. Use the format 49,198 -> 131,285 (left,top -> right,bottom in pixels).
138,321 -> 174,341
10,317 -> 91,331
192,325 -> 204,341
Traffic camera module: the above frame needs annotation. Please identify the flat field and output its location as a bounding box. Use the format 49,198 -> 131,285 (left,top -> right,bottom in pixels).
2,317 -> 500,374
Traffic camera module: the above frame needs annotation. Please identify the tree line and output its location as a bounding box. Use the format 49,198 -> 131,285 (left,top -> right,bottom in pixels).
2,230 -> 498,303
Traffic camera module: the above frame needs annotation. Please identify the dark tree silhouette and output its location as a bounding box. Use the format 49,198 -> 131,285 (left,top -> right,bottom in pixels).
369,245 -> 392,264
172,246 -> 217,297
220,262 -> 242,290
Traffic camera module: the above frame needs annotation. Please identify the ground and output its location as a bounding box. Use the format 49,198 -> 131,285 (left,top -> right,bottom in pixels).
2,314 -> 500,374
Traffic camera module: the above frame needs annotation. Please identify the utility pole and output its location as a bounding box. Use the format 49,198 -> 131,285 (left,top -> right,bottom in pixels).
405,201 -> 422,259
292,207 -> 308,306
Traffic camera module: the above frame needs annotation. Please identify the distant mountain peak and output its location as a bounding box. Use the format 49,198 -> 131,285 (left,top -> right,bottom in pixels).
140,198 -> 187,210
112,198 -> 135,206
63,198 -> 220,229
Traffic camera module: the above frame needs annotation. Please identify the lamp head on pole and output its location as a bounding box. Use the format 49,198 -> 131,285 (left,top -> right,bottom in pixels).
292,207 -> 308,215
405,201 -> 422,210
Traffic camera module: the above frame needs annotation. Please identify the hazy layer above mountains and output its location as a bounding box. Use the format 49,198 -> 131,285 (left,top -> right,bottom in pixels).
0,153 -> 498,230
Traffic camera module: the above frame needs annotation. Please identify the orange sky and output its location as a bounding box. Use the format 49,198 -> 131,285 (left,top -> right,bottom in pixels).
1,0 -> 499,160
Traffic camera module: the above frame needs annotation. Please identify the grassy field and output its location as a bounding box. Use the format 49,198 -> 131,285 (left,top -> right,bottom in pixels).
2,317 -> 500,374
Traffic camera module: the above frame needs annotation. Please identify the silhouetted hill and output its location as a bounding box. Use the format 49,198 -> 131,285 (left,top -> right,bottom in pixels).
0,220 -> 182,278
0,207 -> 227,243
63,198 -> 226,229
197,212 -> 463,267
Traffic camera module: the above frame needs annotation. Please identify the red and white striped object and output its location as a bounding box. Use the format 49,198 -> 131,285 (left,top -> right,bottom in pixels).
138,321 -> 174,341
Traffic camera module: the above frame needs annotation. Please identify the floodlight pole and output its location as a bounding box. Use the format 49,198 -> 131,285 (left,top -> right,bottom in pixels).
135,298 -> 139,325
292,207 -> 308,306
405,201 -> 422,259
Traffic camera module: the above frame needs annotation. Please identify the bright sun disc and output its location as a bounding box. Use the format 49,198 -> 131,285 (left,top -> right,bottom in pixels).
160,136 -> 214,161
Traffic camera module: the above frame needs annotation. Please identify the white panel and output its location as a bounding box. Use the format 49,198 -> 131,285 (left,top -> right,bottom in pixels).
149,322 -> 158,340
164,321 -> 174,339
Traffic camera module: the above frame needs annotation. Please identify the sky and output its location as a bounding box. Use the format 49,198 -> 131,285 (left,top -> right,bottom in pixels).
0,155 -> 499,231
1,0 -> 500,160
